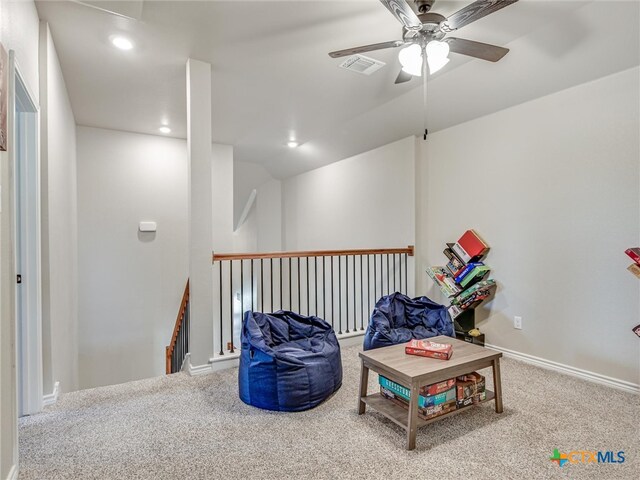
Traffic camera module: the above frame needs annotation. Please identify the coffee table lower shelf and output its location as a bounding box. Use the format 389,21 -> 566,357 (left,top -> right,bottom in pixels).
361,390 -> 495,429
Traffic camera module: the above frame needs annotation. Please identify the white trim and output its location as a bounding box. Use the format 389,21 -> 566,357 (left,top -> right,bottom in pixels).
183,352 -> 230,376
485,343 -> 639,394
338,331 -> 365,347
6,464 -> 18,480
42,381 -> 60,406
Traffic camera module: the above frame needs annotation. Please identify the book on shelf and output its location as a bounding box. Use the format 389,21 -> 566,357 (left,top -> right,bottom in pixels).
446,243 -> 466,264
443,248 -> 466,277
458,229 -> 490,260
625,248 -> 640,265
451,279 -> 496,307
448,305 -> 463,320
451,242 -> 473,264
627,263 -> 640,279
454,262 -> 484,284
426,267 -> 461,297
459,265 -> 491,288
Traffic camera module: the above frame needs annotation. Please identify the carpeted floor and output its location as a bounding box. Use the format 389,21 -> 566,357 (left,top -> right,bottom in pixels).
19,345 -> 638,480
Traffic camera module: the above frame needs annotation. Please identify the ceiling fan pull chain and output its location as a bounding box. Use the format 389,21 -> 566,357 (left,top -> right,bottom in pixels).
423,45 -> 428,140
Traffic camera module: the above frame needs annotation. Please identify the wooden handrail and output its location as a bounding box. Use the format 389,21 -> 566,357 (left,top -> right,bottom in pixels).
166,280 -> 190,374
212,246 -> 414,262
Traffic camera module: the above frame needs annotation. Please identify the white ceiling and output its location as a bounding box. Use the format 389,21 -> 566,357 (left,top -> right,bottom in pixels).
36,0 -> 640,179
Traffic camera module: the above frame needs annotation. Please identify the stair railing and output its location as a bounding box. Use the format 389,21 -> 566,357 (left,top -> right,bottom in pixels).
211,246 -> 414,357
165,280 -> 190,374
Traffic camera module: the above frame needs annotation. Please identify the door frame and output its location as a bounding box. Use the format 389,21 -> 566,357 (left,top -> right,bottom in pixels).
8,51 -> 43,417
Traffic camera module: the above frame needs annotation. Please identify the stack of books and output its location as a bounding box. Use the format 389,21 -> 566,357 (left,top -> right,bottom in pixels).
426,230 -> 497,346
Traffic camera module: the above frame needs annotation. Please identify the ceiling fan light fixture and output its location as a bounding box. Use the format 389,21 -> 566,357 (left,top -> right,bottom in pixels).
110,35 -> 134,51
427,55 -> 449,74
426,40 -> 450,74
398,44 -> 423,77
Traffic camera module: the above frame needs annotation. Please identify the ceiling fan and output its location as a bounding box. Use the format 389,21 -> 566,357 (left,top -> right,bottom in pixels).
329,0 -> 518,84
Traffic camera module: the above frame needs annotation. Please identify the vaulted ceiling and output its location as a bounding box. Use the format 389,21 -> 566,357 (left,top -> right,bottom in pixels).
36,0 -> 640,178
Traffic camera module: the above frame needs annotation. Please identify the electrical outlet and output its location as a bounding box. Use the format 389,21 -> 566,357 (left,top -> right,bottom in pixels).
514,316 -> 522,330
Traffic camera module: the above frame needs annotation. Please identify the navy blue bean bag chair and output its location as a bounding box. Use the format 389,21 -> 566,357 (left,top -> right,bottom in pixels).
239,310 -> 342,412
363,293 -> 454,350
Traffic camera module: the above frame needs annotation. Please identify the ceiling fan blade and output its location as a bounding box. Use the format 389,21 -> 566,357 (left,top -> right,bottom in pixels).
440,0 -> 518,33
444,37 -> 509,62
379,0 -> 423,31
329,40 -> 405,58
395,69 -> 413,84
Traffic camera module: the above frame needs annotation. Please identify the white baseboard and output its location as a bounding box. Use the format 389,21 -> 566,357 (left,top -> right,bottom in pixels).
338,331 -> 365,347
485,343 -> 639,394
6,464 -> 18,480
184,352 -> 240,376
42,381 -> 60,406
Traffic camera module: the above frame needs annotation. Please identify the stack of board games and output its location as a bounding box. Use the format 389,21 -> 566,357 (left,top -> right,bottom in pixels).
456,372 -> 486,407
378,372 -> 489,419
426,230 -> 497,346
379,376 -> 457,421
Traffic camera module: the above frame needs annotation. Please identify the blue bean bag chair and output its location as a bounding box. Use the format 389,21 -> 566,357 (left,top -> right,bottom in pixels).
363,292 -> 454,350
239,310 -> 342,412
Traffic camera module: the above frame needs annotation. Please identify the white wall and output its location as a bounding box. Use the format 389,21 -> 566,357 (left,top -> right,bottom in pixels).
267,137 -> 416,335
256,178 -> 282,252
76,126 -> 240,386
76,126 -> 188,389
416,67 -> 640,386
39,22 -> 78,395
212,143 -> 234,252
233,160 -> 272,229
282,136 -> 415,254
233,160 -> 282,252
0,1 -> 40,478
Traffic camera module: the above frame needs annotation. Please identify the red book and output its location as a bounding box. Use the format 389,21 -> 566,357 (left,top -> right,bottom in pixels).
457,230 -> 490,260
625,248 -> 640,265
405,339 -> 453,360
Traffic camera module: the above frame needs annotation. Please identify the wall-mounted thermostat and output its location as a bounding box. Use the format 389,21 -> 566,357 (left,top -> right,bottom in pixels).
139,221 -> 157,232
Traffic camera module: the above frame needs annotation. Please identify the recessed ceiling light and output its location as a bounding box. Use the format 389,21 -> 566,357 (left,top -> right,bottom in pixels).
287,141 -> 299,148
111,36 -> 133,51
159,126 -> 171,134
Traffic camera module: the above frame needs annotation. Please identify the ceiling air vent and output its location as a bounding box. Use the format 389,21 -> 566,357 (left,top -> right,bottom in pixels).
339,55 -> 385,75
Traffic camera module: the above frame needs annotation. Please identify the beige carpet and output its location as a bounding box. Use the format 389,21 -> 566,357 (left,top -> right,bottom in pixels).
19,345 -> 638,479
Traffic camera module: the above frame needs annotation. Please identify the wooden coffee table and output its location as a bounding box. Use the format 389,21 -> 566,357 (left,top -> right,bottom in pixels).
358,335 -> 503,450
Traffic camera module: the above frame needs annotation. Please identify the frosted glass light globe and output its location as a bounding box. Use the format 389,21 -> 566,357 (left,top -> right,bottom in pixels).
398,44 -> 423,77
